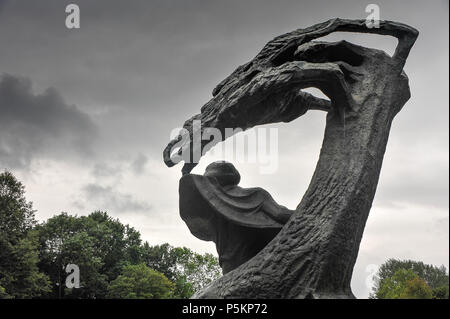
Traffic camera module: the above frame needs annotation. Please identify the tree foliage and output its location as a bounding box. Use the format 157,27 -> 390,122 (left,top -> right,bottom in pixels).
375,268 -> 432,299
371,259 -> 449,299
36,213 -> 221,299
401,276 -> 433,299
0,171 -> 222,299
432,285 -> 449,299
0,171 -> 50,298
142,243 -> 221,298
0,171 -> 36,238
36,211 -> 142,298
107,264 -> 173,299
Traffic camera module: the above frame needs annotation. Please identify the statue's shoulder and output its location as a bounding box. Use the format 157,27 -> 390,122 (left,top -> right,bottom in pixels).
225,185 -> 270,197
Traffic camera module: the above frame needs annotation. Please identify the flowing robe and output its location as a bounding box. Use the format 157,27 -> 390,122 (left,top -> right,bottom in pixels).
179,174 -> 293,273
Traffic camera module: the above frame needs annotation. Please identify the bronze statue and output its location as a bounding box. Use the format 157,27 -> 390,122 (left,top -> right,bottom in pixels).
165,19 -> 418,298
179,161 -> 293,273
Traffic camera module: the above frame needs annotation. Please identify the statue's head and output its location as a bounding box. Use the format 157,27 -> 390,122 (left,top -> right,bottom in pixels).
204,161 -> 241,186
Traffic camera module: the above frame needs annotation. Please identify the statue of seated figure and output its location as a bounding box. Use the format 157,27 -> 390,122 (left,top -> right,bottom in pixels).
179,161 -> 294,274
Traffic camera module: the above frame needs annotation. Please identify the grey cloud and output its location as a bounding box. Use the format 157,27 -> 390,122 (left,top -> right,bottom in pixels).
91,162 -> 121,179
0,73 -> 98,169
130,153 -> 148,175
0,0 -> 447,159
90,154 -> 149,179
433,216 -> 449,236
374,163 -> 449,210
80,183 -> 151,213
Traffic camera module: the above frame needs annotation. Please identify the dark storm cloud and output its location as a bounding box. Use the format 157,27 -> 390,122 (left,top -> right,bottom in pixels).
0,0 -> 447,158
0,73 -> 98,169
80,183 -> 151,213
0,0 -> 6,12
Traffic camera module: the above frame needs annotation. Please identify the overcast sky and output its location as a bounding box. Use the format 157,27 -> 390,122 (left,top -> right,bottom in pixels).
0,0 -> 448,298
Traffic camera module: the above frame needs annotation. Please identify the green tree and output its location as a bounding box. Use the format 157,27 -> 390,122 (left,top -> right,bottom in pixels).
1,172 -> 221,299
375,268 -> 418,299
400,277 -> 433,299
374,259 -> 448,289
0,171 -> 36,239
432,285 -> 449,299
0,285 -> 9,299
107,264 -> 173,299
371,258 -> 448,299
36,211 -> 142,298
82,211 -> 142,280
142,243 -> 221,298
0,171 -> 51,298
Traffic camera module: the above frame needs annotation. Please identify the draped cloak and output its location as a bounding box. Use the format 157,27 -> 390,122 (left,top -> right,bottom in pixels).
179,174 -> 293,273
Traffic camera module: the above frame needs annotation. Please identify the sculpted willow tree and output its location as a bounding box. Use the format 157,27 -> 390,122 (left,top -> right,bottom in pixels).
163,19 -> 418,298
